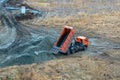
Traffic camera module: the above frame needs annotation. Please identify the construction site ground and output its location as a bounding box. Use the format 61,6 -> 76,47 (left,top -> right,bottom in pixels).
0,0 -> 120,80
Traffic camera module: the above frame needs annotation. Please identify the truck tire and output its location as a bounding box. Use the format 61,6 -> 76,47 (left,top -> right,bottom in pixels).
75,45 -> 80,52
71,48 -> 76,54
83,46 -> 87,51
66,50 -> 71,55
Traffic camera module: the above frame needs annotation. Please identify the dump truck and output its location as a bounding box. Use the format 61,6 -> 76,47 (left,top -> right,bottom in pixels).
51,26 -> 89,55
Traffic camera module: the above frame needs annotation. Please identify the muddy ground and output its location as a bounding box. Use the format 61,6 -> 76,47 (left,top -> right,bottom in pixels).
0,0 -> 120,80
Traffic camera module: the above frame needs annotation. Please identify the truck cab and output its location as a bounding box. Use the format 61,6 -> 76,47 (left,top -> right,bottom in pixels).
76,36 -> 89,48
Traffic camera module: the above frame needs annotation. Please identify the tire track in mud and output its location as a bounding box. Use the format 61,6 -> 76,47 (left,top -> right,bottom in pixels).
0,15 -> 17,50
0,15 -> 31,52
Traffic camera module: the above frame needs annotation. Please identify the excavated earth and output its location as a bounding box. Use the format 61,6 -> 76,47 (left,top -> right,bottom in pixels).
0,21 -> 58,67
0,0 -> 58,67
0,0 -> 120,80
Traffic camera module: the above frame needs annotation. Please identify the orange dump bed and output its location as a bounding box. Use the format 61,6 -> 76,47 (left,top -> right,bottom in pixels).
51,26 -> 74,54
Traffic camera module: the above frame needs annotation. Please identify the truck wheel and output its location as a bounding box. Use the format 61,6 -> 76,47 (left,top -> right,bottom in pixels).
66,50 -> 71,55
83,46 -> 87,51
71,49 -> 76,54
75,45 -> 79,52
